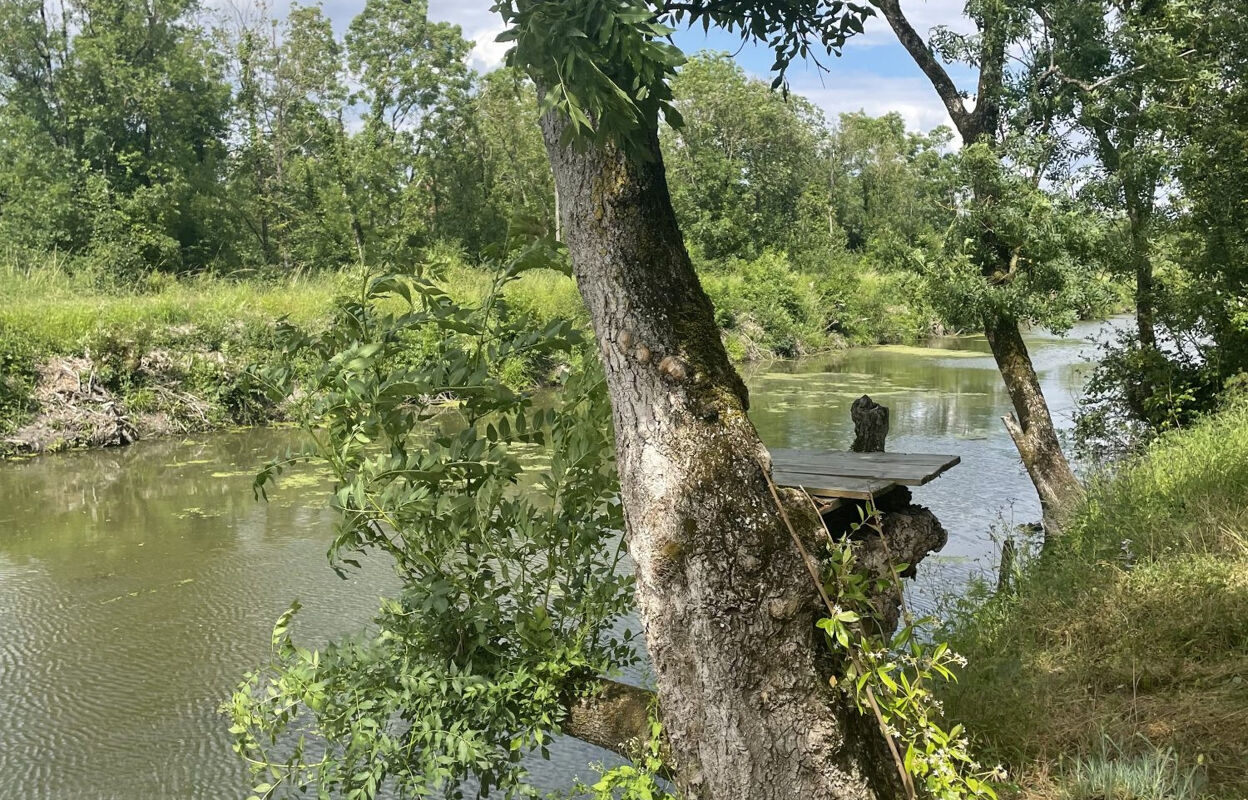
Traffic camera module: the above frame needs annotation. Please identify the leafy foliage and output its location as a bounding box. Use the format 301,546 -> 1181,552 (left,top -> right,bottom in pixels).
227,246 -> 639,799
818,508 -> 1001,800
908,142 -> 1114,335
494,0 -> 687,157
663,53 -> 831,263
573,711 -> 674,800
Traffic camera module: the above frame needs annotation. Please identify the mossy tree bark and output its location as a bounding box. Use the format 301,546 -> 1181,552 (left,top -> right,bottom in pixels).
538,108 -> 902,799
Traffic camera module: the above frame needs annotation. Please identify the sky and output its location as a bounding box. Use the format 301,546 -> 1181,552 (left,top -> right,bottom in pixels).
285,0 -> 979,133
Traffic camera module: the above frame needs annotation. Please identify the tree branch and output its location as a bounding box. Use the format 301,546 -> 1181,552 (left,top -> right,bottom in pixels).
563,679 -> 678,783
564,678 -> 668,765
870,0 -> 971,135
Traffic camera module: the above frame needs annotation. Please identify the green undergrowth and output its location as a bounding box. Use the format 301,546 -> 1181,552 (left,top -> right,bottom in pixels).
701,250 -> 940,360
0,261 -> 348,448
1,249 -> 951,453
941,400 -> 1248,799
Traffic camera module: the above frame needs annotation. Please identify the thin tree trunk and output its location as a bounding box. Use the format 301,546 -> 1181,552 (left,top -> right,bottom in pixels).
1134,238 -> 1157,350
1127,199 -> 1157,350
539,107 -> 901,800
984,313 -> 1083,533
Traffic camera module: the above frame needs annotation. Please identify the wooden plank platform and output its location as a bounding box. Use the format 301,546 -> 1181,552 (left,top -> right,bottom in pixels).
771,471 -> 894,501
770,450 -> 961,505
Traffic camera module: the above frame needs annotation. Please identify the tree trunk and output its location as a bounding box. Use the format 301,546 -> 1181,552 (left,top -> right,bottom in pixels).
984,313 -> 1082,535
539,110 -> 901,799
850,396 -> 889,453
1134,238 -> 1157,350
871,0 -> 1081,539
1127,199 -> 1157,350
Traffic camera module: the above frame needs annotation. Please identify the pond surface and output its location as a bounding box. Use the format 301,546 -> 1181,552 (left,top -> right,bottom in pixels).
0,320 -> 1113,799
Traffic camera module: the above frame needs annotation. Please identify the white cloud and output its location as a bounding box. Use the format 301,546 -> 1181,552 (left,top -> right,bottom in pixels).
788,72 -> 960,134
465,23 -> 511,71
426,0 -> 495,30
850,0 -> 974,49
427,0 -> 507,71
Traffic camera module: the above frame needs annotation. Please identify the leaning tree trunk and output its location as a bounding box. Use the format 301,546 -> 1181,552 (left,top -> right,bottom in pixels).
871,0 -> 1082,541
983,312 -> 1083,536
538,110 -> 902,798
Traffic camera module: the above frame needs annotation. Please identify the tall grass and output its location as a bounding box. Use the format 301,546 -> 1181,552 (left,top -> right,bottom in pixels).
1058,736 -> 1207,800
0,261 -> 344,350
942,400 -> 1248,798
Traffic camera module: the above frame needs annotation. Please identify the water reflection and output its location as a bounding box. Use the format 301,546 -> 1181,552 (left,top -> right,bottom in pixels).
0,319 -> 1115,798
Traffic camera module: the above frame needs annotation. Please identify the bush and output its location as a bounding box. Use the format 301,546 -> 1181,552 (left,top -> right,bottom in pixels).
1076,331 -> 1226,459
702,251 -> 832,358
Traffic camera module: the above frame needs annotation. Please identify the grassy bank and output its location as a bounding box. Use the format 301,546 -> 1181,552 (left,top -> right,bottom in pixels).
942,400 -> 1248,799
1,251 -> 942,455
0,263 -> 348,454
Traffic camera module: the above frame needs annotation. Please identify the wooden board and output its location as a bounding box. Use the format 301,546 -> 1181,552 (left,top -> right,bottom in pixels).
770,450 -> 961,487
771,470 -> 896,501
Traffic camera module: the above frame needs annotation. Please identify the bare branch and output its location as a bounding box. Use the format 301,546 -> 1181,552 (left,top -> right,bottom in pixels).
563,679 -> 670,770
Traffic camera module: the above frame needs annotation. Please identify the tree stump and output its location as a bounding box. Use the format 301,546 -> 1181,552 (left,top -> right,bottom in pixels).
832,396 -> 948,632
850,395 -> 889,453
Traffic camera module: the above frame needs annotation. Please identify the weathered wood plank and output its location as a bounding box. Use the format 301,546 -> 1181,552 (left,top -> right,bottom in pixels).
770,450 -> 960,487
771,470 -> 896,500
771,449 -> 960,468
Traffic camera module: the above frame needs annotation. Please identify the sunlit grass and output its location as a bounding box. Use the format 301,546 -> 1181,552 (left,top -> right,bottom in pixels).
942,400 -> 1248,799
1056,736 -> 1208,800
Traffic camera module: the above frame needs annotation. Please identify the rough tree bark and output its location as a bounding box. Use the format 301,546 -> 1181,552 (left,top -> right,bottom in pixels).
538,107 -> 910,798
850,396 -> 889,453
983,316 -> 1083,534
872,0 -> 1083,535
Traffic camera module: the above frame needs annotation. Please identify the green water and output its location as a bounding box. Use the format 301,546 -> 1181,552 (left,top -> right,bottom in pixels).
0,321 -> 1111,798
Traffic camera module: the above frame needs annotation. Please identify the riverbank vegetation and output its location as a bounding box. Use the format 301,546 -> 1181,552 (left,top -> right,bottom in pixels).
942,397 -> 1248,799
3,0 -> 1248,798
0,0 -> 1134,455
0,244 -> 945,453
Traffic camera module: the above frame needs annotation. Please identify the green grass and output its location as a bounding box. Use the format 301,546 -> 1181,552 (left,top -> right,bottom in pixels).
942,400 -> 1248,799
0,258 -> 350,442
1058,736 -> 1208,800
0,260 -> 343,348
0,248 -> 943,448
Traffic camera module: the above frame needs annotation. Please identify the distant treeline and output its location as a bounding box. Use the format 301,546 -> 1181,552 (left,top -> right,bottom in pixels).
0,0 -> 966,279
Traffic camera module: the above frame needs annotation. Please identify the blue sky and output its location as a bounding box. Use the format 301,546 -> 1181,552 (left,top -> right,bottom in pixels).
272,0 -> 978,132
